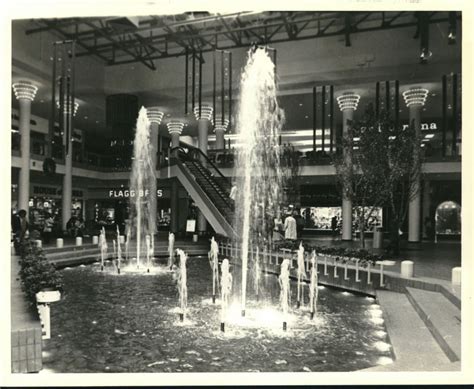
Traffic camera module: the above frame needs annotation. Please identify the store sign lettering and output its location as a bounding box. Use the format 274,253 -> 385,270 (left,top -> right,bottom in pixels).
108,189 -> 163,198
402,122 -> 437,131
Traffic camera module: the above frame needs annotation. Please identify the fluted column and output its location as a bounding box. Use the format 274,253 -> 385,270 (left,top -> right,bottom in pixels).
214,116 -> 229,149
167,121 -> 184,234
337,92 -> 360,241
13,81 -> 38,213
147,107 -> 164,235
194,105 -> 213,234
403,88 -> 429,243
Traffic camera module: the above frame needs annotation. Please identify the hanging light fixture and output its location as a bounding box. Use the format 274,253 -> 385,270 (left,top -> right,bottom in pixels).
166,121 -> 185,135
213,115 -> 229,132
193,104 -> 213,121
146,107 -> 164,125
402,88 -> 429,107
336,93 -> 360,111
12,81 -> 38,101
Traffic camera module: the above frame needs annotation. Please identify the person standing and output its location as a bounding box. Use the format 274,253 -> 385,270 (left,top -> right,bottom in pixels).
43,213 -> 54,244
284,212 -> 297,241
331,215 -> 338,236
12,209 -> 29,254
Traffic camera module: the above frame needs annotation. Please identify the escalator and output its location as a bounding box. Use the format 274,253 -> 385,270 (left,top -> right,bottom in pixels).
168,146 -> 236,238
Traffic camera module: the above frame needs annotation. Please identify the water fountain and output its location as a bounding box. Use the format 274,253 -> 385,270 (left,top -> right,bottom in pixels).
233,47 -> 284,316
279,258 -> 291,331
116,225 -> 122,274
309,251 -> 318,319
168,232 -> 175,270
296,242 -> 306,308
176,249 -> 188,322
220,258 -> 233,332
209,237 -> 219,303
129,107 -> 156,270
99,227 -> 107,271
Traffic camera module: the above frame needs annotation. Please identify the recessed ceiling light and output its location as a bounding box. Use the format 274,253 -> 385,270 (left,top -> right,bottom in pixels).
304,115 -> 308,119
299,103 -> 303,107
96,120 -> 99,124
84,116 -> 88,119
40,99 -> 44,103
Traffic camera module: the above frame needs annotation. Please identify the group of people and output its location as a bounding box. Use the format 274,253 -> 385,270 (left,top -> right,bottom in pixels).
273,211 -> 305,241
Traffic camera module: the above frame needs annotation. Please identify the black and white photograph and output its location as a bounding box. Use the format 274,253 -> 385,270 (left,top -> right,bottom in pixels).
3,1 -> 473,386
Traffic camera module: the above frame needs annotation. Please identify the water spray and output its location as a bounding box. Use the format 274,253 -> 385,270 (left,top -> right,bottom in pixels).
309,250 -> 318,320
220,258 -> 232,332
279,258 -> 291,331
296,241 -> 306,309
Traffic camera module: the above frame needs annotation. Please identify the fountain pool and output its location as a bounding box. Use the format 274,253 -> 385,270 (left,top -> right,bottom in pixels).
42,257 -> 393,373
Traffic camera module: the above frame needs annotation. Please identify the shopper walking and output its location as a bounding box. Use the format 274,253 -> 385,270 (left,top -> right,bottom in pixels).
284,212 -> 297,241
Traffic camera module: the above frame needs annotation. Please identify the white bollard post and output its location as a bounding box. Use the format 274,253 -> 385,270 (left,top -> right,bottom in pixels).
333,258 -> 339,278
324,256 -> 328,275
451,267 -> 461,285
76,237 -> 83,246
119,235 -> 125,244
367,262 -> 372,285
344,262 -> 349,280
37,304 -> 51,339
379,263 -> 385,287
56,238 -> 64,248
355,259 -> 361,282
401,260 -> 414,278
36,240 -> 42,248
92,235 -> 99,245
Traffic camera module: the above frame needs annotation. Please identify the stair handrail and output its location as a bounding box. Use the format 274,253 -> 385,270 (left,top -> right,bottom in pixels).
171,145 -> 231,188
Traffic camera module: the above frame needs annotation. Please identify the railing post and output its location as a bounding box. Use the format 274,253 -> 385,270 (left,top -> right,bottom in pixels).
333,257 -> 339,278
344,260 -> 349,280
367,262 -> 372,285
355,258 -> 361,282
379,262 -> 385,287
324,256 -> 328,275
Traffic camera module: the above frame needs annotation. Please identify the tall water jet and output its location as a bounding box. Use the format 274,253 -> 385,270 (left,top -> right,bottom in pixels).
209,237 -> 219,303
234,47 -> 284,316
99,227 -> 107,271
309,250 -> 318,320
129,107 -> 156,269
176,249 -> 188,322
279,258 -> 291,331
296,242 -> 306,308
220,258 -> 233,332
168,232 -> 175,270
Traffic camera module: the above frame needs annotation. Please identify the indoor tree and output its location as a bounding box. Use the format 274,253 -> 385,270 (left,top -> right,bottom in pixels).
333,105 -> 422,252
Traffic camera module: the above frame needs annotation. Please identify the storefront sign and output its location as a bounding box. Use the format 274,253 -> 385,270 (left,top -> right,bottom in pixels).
402,122 -> 438,131
108,189 -> 163,198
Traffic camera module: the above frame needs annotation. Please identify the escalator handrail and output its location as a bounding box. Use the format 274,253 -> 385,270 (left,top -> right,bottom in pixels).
171,145 -> 231,188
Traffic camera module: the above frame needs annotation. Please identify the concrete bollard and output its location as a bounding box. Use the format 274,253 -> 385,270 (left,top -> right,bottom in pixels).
56,238 -> 64,248
451,267 -> 461,285
36,240 -> 42,248
76,237 -> 83,246
92,236 -> 99,245
401,260 -> 414,278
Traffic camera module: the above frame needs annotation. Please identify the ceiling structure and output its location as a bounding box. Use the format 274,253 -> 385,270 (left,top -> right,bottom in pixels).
12,11 -> 462,147
25,11 -> 457,70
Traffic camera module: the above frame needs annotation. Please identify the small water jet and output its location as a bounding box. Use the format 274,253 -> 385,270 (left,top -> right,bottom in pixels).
176,249 -> 188,322
99,227 -> 107,271
279,258 -> 291,331
116,225 -> 122,274
220,258 -> 233,332
309,251 -> 318,319
209,237 -> 219,303
168,232 -> 175,270
296,242 -> 306,308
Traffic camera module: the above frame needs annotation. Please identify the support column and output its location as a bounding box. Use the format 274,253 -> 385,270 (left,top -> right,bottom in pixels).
167,121 -> 184,155
170,178 -> 179,233
403,88 -> 429,243
13,81 -> 38,213
336,92 -> 360,241
194,105 -> 213,234
147,107 -> 164,235
422,179 -> 431,239
214,115 -> 229,150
